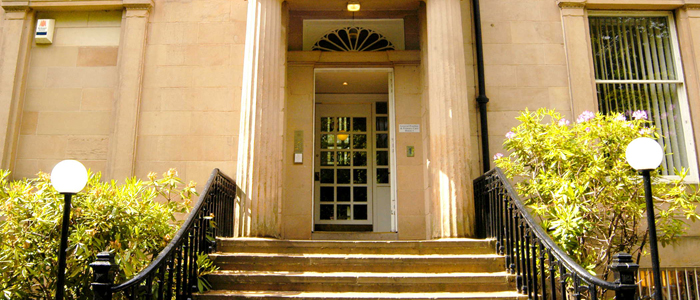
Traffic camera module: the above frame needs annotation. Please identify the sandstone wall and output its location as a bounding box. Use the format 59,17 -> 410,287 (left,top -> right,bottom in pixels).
14,11 -> 121,178
135,0 -> 247,183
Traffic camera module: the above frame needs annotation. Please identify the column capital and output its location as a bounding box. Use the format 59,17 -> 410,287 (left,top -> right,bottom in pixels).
124,0 -> 153,11
1,2 -> 31,19
557,0 -> 586,9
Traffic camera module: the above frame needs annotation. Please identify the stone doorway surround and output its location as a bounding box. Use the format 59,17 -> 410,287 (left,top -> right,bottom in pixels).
236,0 -> 476,240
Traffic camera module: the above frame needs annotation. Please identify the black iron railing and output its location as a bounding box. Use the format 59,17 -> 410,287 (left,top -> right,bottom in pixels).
475,168 -> 640,300
90,169 -> 237,300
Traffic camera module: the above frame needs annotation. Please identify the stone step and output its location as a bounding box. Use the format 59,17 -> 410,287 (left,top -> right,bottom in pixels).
207,271 -> 516,293
194,291 -> 527,300
216,238 -> 497,255
209,253 -> 506,273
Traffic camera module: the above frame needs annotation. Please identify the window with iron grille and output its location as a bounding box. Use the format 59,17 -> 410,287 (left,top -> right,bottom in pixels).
589,12 -> 698,178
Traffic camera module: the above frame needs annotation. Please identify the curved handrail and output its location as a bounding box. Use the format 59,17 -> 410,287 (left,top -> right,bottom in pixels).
91,168 -> 237,299
475,167 -> 639,300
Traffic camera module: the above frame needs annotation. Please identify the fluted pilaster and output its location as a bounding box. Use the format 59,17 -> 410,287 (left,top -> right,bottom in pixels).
235,0 -> 285,238
0,7 -> 32,170
426,0 -> 475,238
107,3 -> 152,180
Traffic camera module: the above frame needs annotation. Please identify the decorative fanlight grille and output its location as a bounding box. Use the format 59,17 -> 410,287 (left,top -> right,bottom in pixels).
312,27 -> 396,52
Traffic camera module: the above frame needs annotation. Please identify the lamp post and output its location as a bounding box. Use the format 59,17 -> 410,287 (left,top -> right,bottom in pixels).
625,137 -> 664,300
50,160 -> 88,300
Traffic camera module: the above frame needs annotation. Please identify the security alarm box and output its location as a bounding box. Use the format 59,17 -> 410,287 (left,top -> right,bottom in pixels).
35,19 -> 55,44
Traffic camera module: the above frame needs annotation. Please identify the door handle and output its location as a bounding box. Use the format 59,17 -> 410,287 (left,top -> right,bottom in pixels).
314,172 -> 320,181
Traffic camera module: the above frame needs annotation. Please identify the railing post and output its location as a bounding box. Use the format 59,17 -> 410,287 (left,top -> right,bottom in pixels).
610,252 -> 639,300
90,251 -> 117,300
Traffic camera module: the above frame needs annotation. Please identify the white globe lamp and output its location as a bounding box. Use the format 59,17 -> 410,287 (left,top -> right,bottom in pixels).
625,137 -> 663,171
51,160 -> 88,194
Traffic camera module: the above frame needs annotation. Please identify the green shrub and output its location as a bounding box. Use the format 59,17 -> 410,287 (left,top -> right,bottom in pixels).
0,169 -> 197,299
494,108 -> 700,278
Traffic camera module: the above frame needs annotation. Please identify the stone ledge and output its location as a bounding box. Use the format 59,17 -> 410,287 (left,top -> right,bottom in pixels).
1,0 -> 153,11
288,51 -> 421,66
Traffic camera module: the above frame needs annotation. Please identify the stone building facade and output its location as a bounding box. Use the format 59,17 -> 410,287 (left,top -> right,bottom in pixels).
0,0 -> 699,267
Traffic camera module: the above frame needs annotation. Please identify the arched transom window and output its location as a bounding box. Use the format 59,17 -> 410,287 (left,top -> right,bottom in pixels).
312,27 -> 396,52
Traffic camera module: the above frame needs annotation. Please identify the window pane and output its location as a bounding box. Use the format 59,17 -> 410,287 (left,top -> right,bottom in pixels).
353,151 -> 367,166
320,152 -> 334,166
337,169 -> 351,184
321,134 -> 336,149
377,151 -> 389,166
338,117 -> 350,131
337,137 -> 351,149
596,82 -> 688,175
353,118 -> 367,132
320,187 -> 334,202
354,187 -> 367,202
337,152 -> 351,166
377,168 -> 389,184
589,15 -> 688,176
354,205 -> 368,220
320,169 -> 334,183
589,16 -> 677,81
337,187 -> 350,202
337,205 -> 350,220
376,134 -> 388,149
321,117 -> 334,132
376,117 -> 388,131
320,205 -> 334,220
354,169 -> 367,184
376,102 -> 388,114
353,134 -> 367,149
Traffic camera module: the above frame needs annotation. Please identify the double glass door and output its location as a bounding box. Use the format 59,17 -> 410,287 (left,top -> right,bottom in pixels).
314,102 -> 393,229
314,104 -> 373,225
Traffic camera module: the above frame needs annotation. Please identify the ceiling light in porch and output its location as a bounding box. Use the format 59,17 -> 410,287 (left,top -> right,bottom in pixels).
337,130 -> 349,142
343,81 -> 349,86
347,1 -> 360,12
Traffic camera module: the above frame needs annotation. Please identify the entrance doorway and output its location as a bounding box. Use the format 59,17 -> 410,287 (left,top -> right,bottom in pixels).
313,69 -> 397,232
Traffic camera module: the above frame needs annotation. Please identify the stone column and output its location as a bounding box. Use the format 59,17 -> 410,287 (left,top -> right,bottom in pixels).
0,5 -> 32,171
106,1 -> 153,180
425,0 -> 475,238
235,0 -> 285,238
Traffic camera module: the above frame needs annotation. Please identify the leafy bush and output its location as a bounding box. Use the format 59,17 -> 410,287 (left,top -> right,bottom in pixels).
494,109 -> 700,278
0,169 -> 197,299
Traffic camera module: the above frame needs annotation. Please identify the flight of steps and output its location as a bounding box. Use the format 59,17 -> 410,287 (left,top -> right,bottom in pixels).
195,238 -> 524,300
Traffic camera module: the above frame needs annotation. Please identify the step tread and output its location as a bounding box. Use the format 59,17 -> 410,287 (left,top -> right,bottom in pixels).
211,253 -> 503,259
197,290 -> 526,299
218,238 -> 492,244
210,271 -> 512,278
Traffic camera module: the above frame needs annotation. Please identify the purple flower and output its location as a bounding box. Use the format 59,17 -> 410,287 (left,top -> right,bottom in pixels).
577,111 -> 595,123
585,127 -> 591,132
558,118 -> 570,126
505,131 -> 516,139
493,153 -> 504,160
614,114 -> 626,122
633,110 -> 648,120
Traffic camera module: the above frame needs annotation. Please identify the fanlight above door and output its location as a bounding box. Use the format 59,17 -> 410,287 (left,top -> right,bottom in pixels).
312,27 -> 396,52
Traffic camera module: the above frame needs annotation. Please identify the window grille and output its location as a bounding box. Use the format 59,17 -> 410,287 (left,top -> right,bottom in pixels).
589,14 -> 694,176
311,27 -> 395,52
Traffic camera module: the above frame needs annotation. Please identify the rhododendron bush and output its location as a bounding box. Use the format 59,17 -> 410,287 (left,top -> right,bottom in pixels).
494,108 -> 700,277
